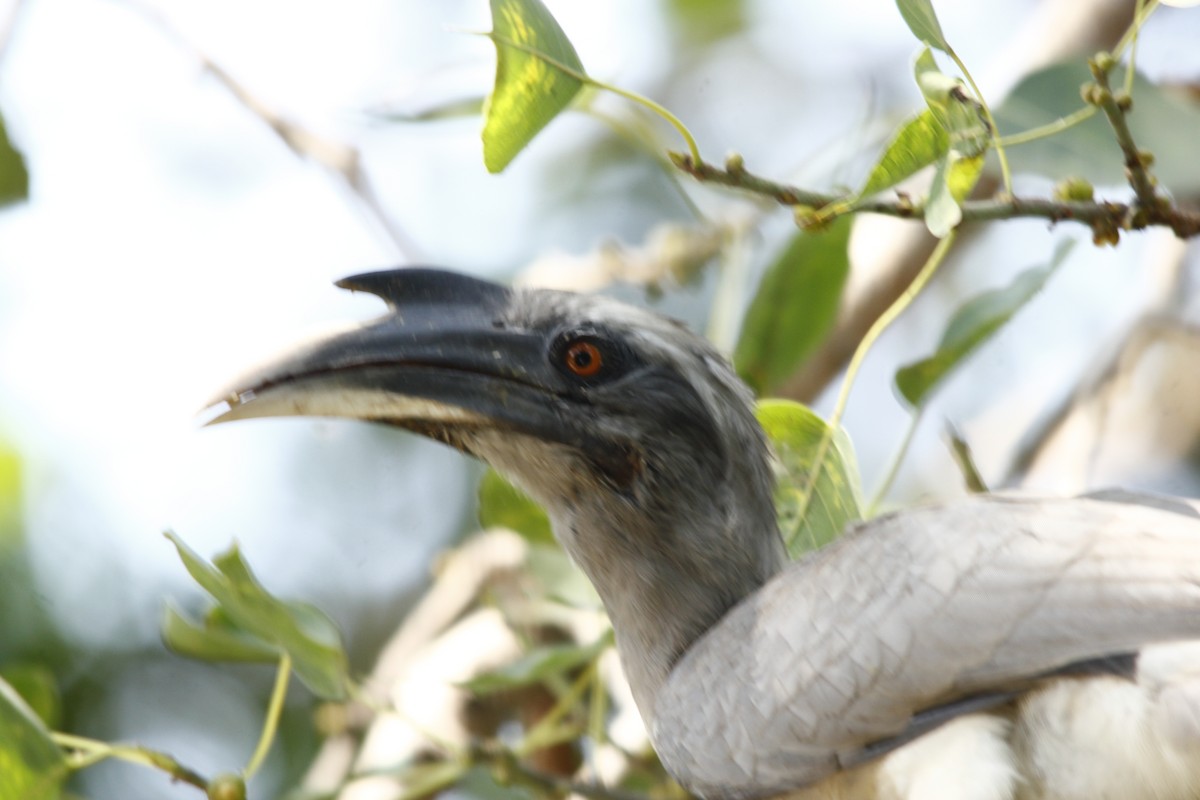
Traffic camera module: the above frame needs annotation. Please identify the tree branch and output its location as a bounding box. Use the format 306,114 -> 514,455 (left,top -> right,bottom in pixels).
1089,55 -> 1160,213
121,0 -> 423,260
670,154 -> 1200,241
470,741 -> 658,800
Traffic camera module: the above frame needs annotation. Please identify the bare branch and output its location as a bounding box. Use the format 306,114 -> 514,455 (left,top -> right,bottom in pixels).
1088,56 -> 1161,213
748,0 -> 1148,402
671,154 -> 1200,240
468,741 -> 658,800
122,0 -> 422,260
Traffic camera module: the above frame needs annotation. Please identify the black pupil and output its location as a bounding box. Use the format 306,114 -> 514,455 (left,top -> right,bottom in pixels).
572,348 -> 593,369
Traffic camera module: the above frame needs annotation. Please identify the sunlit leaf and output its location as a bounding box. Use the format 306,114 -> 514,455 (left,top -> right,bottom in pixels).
0,676 -> 66,800
0,665 -> 60,730
0,111 -> 28,208
756,400 -> 863,558
462,633 -> 611,694
995,63 -> 1200,193
483,0 -> 586,173
477,468 -> 554,544
165,533 -> 349,699
911,49 -> 989,237
895,0 -> 950,52
914,48 -> 988,158
858,110 -> 948,198
925,151 -> 984,237
734,216 -> 853,395
895,239 -> 1075,408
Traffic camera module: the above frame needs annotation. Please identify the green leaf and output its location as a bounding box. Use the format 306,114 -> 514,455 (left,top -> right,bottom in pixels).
0,110 -> 28,207
165,533 -> 349,699
858,110 -> 949,199
0,676 -> 66,800
914,48 -> 988,159
895,0 -> 950,52
0,665 -> 60,730
734,216 -> 853,395
895,239 -> 1075,408
995,63 -> 1200,194
477,468 -> 554,544
462,634 -> 611,694
162,603 -> 282,664
924,151 -> 984,237
756,400 -> 863,558
483,0 -> 586,173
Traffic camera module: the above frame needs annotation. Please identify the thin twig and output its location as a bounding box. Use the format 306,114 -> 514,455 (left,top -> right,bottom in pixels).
120,0 -> 422,260
52,732 -> 210,791
243,652 -> 292,780
470,742 -> 654,800
670,154 -> 1200,240
1090,58 -> 1159,213
796,232 -> 958,526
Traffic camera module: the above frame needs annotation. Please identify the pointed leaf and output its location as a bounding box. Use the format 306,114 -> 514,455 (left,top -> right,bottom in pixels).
0,110 -> 28,208
858,109 -> 948,199
756,400 -> 863,558
462,634 -> 611,694
896,0 -> 950,52
914,48 -> 988,159
162,603 -> 282,664
483,0 -> 586,173
165,533 -> 349,699
0,676 -> 66,800
924,151 -> 983,237
477,468 -> 554,544
895,239 -> 1075,408
734,216 -> 853,395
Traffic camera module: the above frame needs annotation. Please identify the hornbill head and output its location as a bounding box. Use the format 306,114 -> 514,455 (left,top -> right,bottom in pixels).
208,268 -> 784,712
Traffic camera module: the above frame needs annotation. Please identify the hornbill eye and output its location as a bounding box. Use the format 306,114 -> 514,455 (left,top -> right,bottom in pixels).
551,329 -> 633,386
565,341 -> 603,377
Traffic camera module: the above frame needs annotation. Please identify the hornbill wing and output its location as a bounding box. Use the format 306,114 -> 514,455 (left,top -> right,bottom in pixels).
650,494 -> 1200,798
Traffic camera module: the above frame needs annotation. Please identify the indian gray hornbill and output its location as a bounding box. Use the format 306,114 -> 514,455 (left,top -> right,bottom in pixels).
209,268 -> 1200,800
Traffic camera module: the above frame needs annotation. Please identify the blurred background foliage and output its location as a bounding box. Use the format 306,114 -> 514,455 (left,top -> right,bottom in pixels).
1,0 -> 1200,798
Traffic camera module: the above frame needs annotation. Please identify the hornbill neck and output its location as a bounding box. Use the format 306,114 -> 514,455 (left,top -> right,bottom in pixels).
529,457 -> 785,719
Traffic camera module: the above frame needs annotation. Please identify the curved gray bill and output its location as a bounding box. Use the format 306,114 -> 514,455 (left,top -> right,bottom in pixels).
203,268 -> 575,447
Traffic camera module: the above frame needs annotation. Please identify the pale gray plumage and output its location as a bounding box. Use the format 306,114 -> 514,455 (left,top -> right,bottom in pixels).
209,268 -> 1200,800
